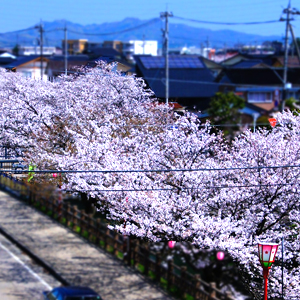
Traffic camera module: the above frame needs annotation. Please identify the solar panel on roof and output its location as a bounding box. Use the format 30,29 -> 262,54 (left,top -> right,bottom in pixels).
140,56 -> 203,69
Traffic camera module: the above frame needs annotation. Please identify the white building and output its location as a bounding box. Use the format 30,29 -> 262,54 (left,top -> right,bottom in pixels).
18,46 -> 59,56
123,40 -> 158,60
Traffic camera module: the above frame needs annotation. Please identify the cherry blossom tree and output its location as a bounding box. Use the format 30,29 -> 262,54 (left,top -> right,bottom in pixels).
0,68 -> 57,157
2,64 -> 300,299
207,111 -> 300,299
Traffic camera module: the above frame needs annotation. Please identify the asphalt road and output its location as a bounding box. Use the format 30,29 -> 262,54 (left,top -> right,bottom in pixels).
0,233 -> 60,300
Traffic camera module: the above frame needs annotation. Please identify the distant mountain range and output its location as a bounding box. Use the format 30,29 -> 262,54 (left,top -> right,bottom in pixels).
0,18 -> 282,49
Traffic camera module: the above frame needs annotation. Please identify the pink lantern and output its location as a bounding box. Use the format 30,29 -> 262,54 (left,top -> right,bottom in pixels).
53,173 -> 58,178
168,241 -> 176,248
216,251 -> 225,260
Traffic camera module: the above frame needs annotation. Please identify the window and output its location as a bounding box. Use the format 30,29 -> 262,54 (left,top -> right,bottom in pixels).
248,92 -> 273,103
22,71 -> 32,78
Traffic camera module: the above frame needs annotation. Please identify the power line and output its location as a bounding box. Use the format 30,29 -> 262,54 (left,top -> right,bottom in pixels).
48,67 -> 291,89
173,15 -> 281,25
143,76 -> 287,89
0,26 -> 36,35
6,164 -> 300,174
64,182 -> 296,192
67,18 -> 160,36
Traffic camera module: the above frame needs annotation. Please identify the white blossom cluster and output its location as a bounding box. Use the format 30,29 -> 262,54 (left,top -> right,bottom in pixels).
0,64 -> 300,299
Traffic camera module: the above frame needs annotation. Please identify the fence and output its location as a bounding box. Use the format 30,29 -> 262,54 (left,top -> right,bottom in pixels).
0,173 -> 235,300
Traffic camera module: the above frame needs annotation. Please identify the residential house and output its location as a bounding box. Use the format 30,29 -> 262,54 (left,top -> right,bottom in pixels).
0,50 -> 16,59
4,55 -> 49,80
84,47 -> 123,60
18,46 -> 59,56
103,41 -> 123,52
134,55 -> 219,112
123,40 -> 158,61
272,56 -> 300,68
85,56 -> 134,75
48,53 -> 133,79
216,66 -> 300,121
62,39 -> 88,55
47,55 -> 90,78
221,53 -> 274,67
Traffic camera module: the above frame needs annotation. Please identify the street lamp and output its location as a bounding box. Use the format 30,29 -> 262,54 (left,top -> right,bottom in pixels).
258,242 -> 279,300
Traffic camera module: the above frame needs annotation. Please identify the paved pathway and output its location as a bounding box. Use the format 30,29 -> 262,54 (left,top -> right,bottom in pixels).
0,191 -> 174,300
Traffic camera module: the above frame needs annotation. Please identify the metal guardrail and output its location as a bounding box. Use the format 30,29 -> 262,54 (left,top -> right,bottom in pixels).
0,159 -> 20,170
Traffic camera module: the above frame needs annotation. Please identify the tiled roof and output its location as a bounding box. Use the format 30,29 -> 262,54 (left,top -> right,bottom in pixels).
48,55 -> 90,76
89,47 -> 121,58
0,57 -> 16,66
50,55 -> 89,62
218,68 -> 300,86
5,55 -> 42,68
274,56 -> 300,68
135,55 -> 219,100
231,60 -> 263,68
140,55 -> 204,69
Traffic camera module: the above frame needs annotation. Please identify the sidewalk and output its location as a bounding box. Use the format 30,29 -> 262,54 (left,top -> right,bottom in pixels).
0,191 -> 174,300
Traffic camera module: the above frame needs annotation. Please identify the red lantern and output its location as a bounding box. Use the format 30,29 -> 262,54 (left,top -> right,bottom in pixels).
258,242 -> 279,300
53,173 -> 58,178
268,118 -> 277,128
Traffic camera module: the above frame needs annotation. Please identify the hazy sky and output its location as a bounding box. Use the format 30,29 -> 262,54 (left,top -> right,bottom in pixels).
0,0 -> 298,37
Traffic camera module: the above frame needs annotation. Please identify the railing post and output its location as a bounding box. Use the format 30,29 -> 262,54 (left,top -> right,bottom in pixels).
194,274 -> 202,300
113,233 -> 119,256
127,237 -> 132,266
210,282 -> 217,299
155,255 -> 161,284
144,244 -> 149,276
167,259 -> 174,290
104,228 -> 110,250
95,219 -> 101,246
122,235 -> 129,264
133,239 -> 139,267
225,291 -> 234,300
67,203 -> 72,226
61,201 -> 67,223
136,240 -> 142,268
180,266 -> 187,298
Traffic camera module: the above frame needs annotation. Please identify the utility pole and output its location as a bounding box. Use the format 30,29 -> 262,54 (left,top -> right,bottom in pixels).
160,11 -> 173,104
206,36 -> 210,49
35,21 -> 44,80
289,23 -> 300,64
200,42 -> 204,57
142,34 -> 145,55
64,24 -> 68,75
280,1 -> 300,111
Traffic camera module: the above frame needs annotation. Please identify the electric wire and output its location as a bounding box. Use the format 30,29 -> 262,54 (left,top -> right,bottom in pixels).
48,68 -> 290,90
6,163 -> 300,174
0,26 -> 36,35
143,76 -> 285,89
173,15 -> 282,25
67,18 -> 160,36
63,182 -> 297,192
